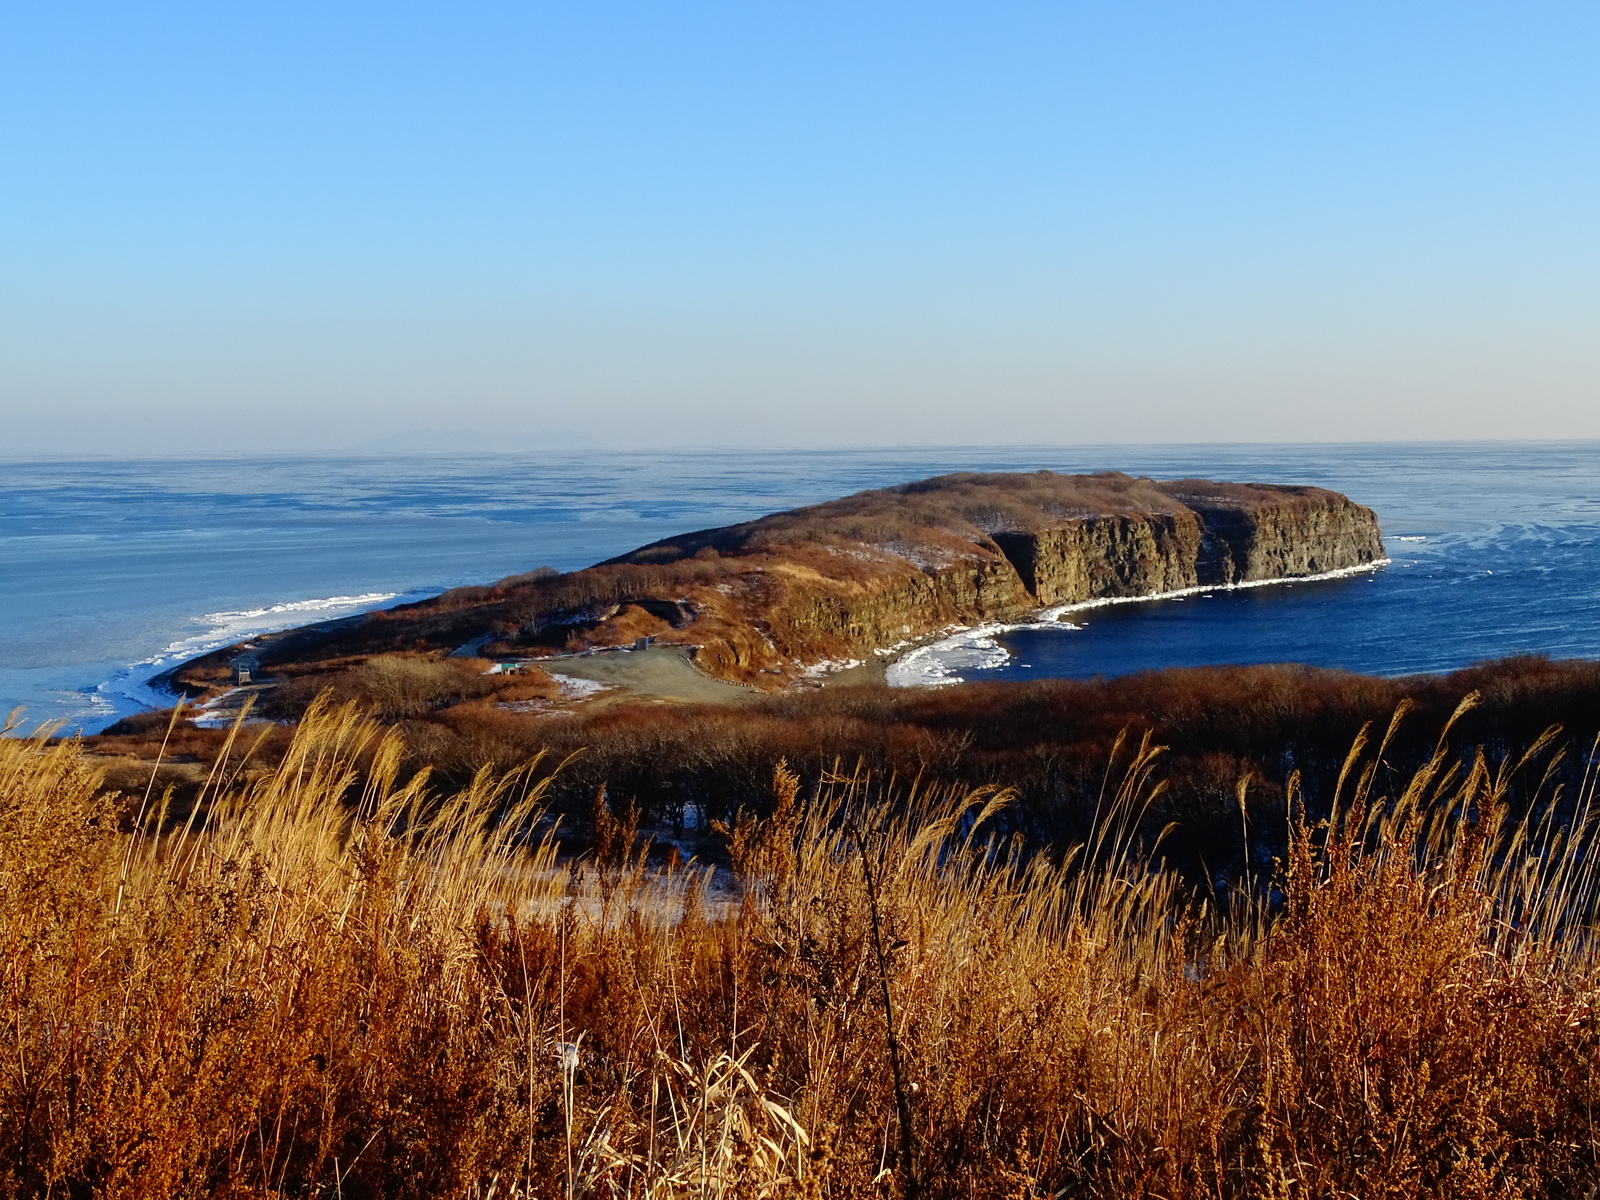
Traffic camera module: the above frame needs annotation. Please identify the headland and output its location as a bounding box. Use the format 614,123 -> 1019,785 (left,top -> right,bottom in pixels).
163,469 -> 1384,711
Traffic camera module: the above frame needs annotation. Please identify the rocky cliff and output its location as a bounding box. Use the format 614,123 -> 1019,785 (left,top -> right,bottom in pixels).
170,471 -> 1385,694
987,482 -> 1385,605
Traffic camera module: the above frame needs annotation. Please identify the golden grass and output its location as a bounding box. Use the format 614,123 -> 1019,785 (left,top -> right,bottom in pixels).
5,696 -> 1600,1197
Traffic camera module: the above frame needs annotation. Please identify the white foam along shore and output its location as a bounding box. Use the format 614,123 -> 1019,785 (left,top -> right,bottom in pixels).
885,558 -> 1392,688
85,590 -> 434,730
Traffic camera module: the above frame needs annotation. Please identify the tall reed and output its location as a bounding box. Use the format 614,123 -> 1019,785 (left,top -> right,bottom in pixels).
2,696 -> 1599,1197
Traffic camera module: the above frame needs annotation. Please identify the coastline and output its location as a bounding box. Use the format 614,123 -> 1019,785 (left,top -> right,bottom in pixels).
80,590 -> 435,733
77,559 -> 1395,729
80,466 -> 1396,720
14,444 -> 1600,736
881,558 -> 1394,687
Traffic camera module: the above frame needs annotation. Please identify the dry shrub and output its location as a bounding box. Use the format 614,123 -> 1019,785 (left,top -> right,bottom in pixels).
1243,702 -> 1600,1197
5,698 -> 1600,1196
261,654 -> 502,721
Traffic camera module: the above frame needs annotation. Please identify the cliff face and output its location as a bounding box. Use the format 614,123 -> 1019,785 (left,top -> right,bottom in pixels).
172,471 -> 1386,694
984,487 -> 1387,607
991,512 -> 1206,605
1190,493 -> 1386,584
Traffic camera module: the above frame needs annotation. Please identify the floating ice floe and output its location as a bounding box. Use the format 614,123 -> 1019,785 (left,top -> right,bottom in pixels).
886,626 -> 1017,687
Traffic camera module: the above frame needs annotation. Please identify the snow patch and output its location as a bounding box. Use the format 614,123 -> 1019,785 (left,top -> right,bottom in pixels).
548,674 -> 612,700
191,688 -> 251,729
882,540 -> 968,572
497,699 -> 577,716
799,657 -> 863,680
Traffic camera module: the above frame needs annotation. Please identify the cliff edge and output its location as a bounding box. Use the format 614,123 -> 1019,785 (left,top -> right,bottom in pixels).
170,470 -> 1384,695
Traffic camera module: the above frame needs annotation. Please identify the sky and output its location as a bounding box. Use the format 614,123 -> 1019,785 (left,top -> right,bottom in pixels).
2,2 -> 1597,454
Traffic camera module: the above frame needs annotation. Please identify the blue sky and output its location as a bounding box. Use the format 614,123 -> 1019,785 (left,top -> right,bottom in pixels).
2,2 -> 1597,453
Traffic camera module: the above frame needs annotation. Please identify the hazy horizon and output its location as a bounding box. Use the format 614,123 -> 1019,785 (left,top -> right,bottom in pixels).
4,3 -> 1598,455
7,436 -> 1600,466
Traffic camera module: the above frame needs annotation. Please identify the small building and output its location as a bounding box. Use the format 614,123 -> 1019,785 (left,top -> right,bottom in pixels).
633,636 -> 654,651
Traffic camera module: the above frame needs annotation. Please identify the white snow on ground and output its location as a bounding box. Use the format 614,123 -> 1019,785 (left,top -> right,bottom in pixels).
799,657 -> 864,680
873,634 -> 916,657
497,674 -> 612,715
548,674 -> 612,699
497,700 -> 576,716
882,541 -> 964,572
823,544 -> 897,565
451,633 -> 495,658
887,560 -> 1390,688
191,690 -> 244,729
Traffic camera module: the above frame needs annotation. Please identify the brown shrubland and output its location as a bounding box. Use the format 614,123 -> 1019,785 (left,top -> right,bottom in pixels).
8,688 -> 1600,1197
98,657 -> 1600,887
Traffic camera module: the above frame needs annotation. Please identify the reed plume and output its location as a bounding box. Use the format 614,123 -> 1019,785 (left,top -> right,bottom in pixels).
3,697 -> 1599,1196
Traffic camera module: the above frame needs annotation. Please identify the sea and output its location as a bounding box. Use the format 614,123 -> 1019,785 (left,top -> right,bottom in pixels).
3,442 -> 1598,735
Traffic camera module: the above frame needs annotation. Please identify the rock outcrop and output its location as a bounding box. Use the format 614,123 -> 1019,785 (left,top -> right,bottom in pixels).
990,514 -> 1205,605
986,481 -> 1385,604
170,470 -> 1385,694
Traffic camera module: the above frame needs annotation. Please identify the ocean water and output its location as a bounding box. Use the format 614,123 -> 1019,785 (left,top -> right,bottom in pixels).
2,443 -> 1597,734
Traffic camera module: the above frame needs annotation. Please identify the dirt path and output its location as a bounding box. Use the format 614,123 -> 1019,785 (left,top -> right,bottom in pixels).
536,646 -> 763,706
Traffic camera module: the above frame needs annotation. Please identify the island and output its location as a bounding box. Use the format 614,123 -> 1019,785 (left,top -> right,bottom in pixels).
166,469 -> 1384,705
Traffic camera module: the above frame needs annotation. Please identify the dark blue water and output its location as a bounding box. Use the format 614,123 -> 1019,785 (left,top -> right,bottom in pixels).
990,443 -> 1600,682
2,443 -> 1596,732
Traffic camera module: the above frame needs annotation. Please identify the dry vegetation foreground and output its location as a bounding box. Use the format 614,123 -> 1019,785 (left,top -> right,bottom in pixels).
7,697 -> 1600,1198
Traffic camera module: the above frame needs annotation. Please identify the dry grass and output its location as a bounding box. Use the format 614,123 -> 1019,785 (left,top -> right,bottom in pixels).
6,695 -> 1600,1197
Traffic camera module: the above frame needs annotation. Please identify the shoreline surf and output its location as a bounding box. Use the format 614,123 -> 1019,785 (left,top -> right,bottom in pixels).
885,559 -> 1393,687
74,590 -> 436,733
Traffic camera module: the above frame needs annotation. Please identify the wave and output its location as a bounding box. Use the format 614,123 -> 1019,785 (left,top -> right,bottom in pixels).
887,560 -> 1390,688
